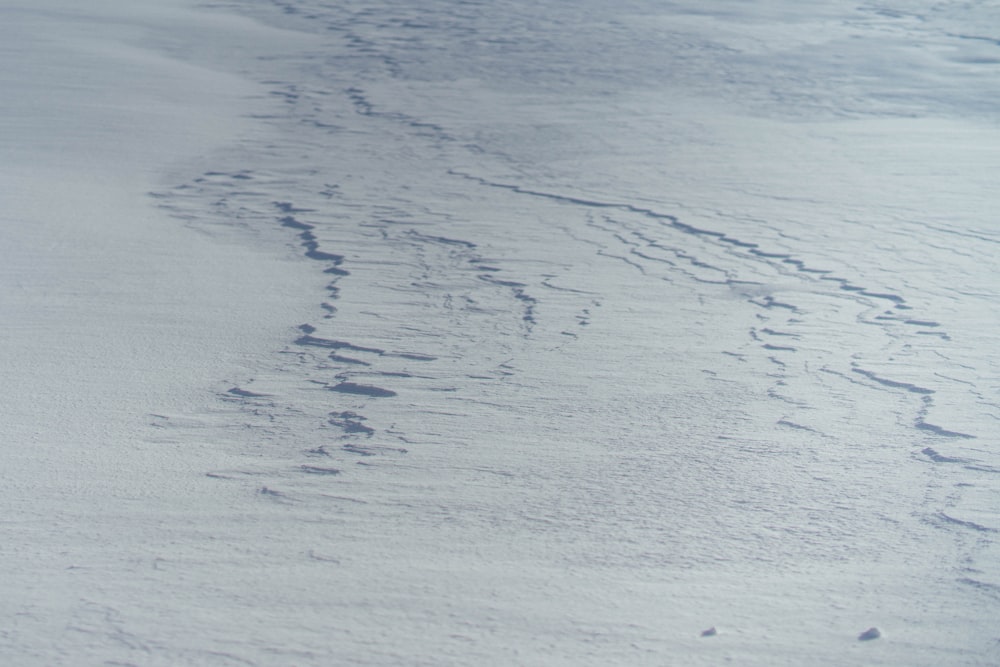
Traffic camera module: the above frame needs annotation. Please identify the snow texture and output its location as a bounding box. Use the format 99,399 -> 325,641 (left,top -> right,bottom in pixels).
2,0 -> 999,665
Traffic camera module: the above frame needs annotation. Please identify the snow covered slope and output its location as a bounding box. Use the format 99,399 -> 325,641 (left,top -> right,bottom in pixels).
3,0 -> 999,665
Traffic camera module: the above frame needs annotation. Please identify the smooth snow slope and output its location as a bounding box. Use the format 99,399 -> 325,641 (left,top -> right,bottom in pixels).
3,0 -> 1000,665
0,1 -> 322,663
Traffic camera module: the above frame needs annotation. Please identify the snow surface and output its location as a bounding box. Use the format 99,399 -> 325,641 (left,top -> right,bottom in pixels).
2,0 -> 999,665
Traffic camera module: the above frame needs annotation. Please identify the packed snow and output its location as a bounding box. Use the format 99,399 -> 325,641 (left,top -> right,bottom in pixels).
2,0 -> 999,665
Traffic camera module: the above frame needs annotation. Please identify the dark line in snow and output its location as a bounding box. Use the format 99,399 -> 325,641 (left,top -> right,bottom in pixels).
921,447 -> 965,464
851,368 -> 934,395
296,335 -> 385,355
937,512 -> 996,533
328,382 -> 398,398
915,421 -> 975,439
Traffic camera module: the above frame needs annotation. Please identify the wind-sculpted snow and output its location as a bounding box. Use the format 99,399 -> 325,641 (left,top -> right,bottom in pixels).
4,0 -> 1000,665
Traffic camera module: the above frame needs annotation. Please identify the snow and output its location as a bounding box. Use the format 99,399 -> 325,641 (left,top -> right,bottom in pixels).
2,0 -> 999,665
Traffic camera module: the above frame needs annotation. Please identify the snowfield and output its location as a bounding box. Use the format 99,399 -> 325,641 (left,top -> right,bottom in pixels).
2,0 -> 999,665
